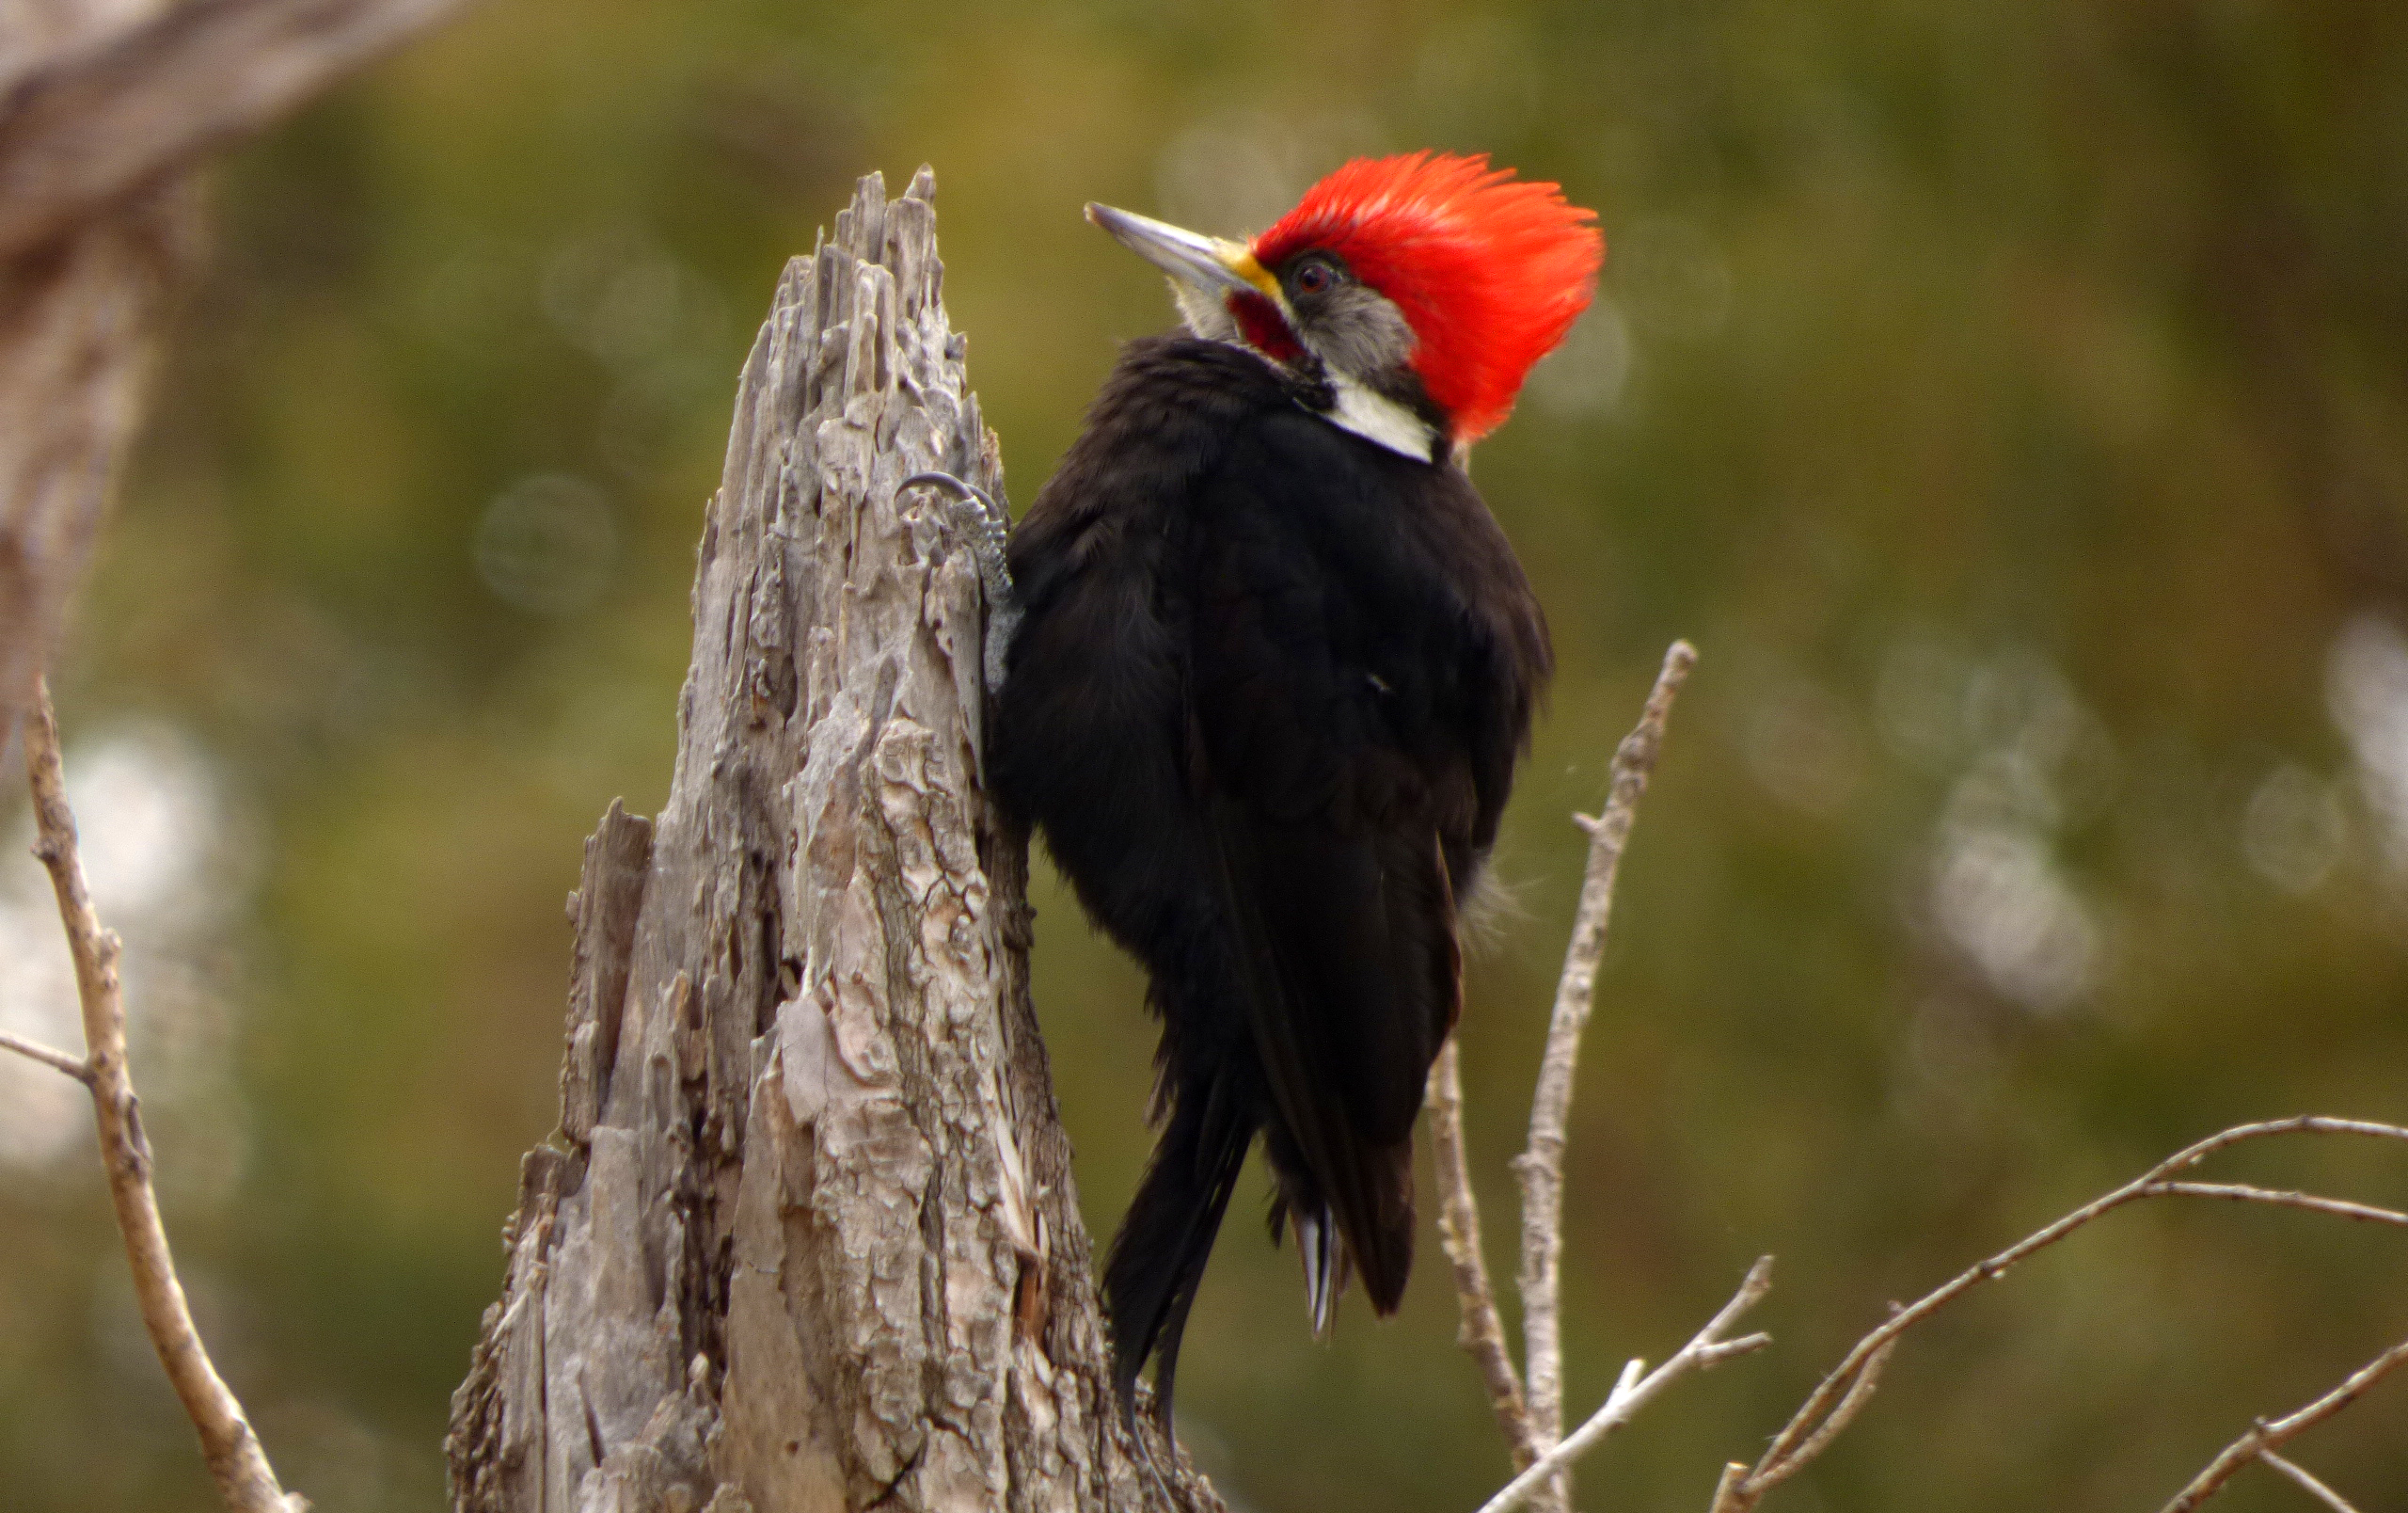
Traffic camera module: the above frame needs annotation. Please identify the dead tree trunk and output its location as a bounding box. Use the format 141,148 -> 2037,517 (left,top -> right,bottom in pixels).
445,169 -> 1221,1513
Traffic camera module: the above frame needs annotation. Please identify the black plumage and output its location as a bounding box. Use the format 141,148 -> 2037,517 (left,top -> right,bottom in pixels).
991,334 -> 1551,1422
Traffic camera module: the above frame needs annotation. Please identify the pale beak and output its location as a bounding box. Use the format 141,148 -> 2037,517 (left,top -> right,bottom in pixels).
1085,202 -> 1282,305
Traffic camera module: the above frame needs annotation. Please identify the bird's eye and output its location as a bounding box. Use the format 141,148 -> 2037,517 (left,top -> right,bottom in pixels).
1294,262 -> 1334,295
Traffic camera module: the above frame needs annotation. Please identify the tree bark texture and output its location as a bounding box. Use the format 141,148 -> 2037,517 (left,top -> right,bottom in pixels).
446,169 -> 1221,1513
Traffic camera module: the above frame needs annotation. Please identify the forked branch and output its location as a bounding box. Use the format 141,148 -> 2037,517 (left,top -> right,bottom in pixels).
1518,640 -> 1698,1493
1424,634 -> 2404,1513
1708,1115 -> 2408,1513
1475,1257 -> 1773,1513
19,680 -> 302,1513
2158,1335 -> 2408,1513
1431,641 -> 1717,1513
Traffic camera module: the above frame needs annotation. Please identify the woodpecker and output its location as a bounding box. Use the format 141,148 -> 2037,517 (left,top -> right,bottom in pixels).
990,152 -> 1600,1424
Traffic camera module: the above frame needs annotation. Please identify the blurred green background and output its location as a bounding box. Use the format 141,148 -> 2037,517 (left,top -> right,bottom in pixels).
5,0 -> 2407,1508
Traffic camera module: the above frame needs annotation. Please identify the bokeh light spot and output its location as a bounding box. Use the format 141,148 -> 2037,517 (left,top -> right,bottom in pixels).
472,473 -> 618,616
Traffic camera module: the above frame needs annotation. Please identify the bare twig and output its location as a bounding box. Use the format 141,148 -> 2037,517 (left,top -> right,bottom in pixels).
24,681 -> 303,1513
2158,1336 -> 2408,1513
1514,639 -> 1696,1505
2138,1182 -> 2407,1229
2256,1449 -> 2360,1513
1709,1116 -> 2408,1513
0,0 -> 472,260
1428,1038 -> 1536,1464
1476,1257 -> 1773,1513
1749,1334 -> 1896,1493
0,1026 -> 94,1082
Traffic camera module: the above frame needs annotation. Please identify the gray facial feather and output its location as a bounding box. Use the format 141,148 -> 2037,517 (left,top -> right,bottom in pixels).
1301,283 -> 1416,386
1173,279 -> 1240,342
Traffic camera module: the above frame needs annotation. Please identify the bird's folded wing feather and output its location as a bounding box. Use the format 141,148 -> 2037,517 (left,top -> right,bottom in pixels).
1189,468 -> 1472,1307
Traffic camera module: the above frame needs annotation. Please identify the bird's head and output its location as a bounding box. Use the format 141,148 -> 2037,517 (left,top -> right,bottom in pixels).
1086,152 -> 1602,458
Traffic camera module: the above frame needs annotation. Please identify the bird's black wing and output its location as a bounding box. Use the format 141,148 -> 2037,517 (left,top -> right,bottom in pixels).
994,338 -> 1297,1415
1187,408 -> 1508,1313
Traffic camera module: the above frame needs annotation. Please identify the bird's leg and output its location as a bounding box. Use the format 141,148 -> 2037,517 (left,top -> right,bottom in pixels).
901,470 -> 1019,695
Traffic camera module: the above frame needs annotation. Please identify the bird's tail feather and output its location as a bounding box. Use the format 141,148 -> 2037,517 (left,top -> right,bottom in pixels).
1102,1077 -> 1256,1427
1266,1128 -> 1415,1321
1291,1204 -> 1355,1337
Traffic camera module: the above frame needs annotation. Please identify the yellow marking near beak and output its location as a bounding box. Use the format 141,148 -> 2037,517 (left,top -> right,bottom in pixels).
1220,247 -> 1283,304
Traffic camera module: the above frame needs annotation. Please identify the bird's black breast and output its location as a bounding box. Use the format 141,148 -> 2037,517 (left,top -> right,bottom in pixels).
1183,401 -> 1550,861
993,334 -> 1550,878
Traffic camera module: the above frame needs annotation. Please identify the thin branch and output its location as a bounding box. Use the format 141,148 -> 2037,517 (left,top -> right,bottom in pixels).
24,680 -> 303,1513
1515,639 -> 1696,1505
2138,1182 -> 2407,1229
0,1026 -> 92,1083
2243,1445 -> 2359,1512
2158,1336 -> 2408,1513
1427,1038 -> 1536,1464
1712,1115 -> 2408,1513
1476,1256 -> 1773,1513
0,0 -> 471,261
2256,1450 -> 2360,1513
1748,1335 -> 1896,1493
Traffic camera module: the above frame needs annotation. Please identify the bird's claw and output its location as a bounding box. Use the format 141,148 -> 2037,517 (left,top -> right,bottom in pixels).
901,470 -> 1020,695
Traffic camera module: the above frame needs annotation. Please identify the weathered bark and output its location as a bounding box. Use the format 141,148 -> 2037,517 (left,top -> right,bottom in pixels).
446,169 -> 1221,1513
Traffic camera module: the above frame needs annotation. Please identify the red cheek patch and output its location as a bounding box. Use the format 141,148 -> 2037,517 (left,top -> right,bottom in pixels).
1229,293 -> 1304,365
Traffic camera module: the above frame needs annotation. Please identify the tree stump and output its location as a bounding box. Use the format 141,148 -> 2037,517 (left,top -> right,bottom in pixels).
445,168 -> 1220,1513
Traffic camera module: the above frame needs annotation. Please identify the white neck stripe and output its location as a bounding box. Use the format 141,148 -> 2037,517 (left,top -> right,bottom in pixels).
1319,368 -> 1440,462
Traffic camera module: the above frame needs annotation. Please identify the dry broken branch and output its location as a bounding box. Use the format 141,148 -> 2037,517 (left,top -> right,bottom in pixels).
21,679 -> 303,1513
444,168 -> 1216,1513
1514,639 -> 1697,1505
1709,1115 -> 2408,1513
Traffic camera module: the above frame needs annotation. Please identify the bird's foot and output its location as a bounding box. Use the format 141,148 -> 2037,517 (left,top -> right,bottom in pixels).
902,470 -> 1011,591
900,470 -> 1019,694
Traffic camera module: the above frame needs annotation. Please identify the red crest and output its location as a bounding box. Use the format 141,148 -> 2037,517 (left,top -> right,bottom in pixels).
1251,152 -> 1603,444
